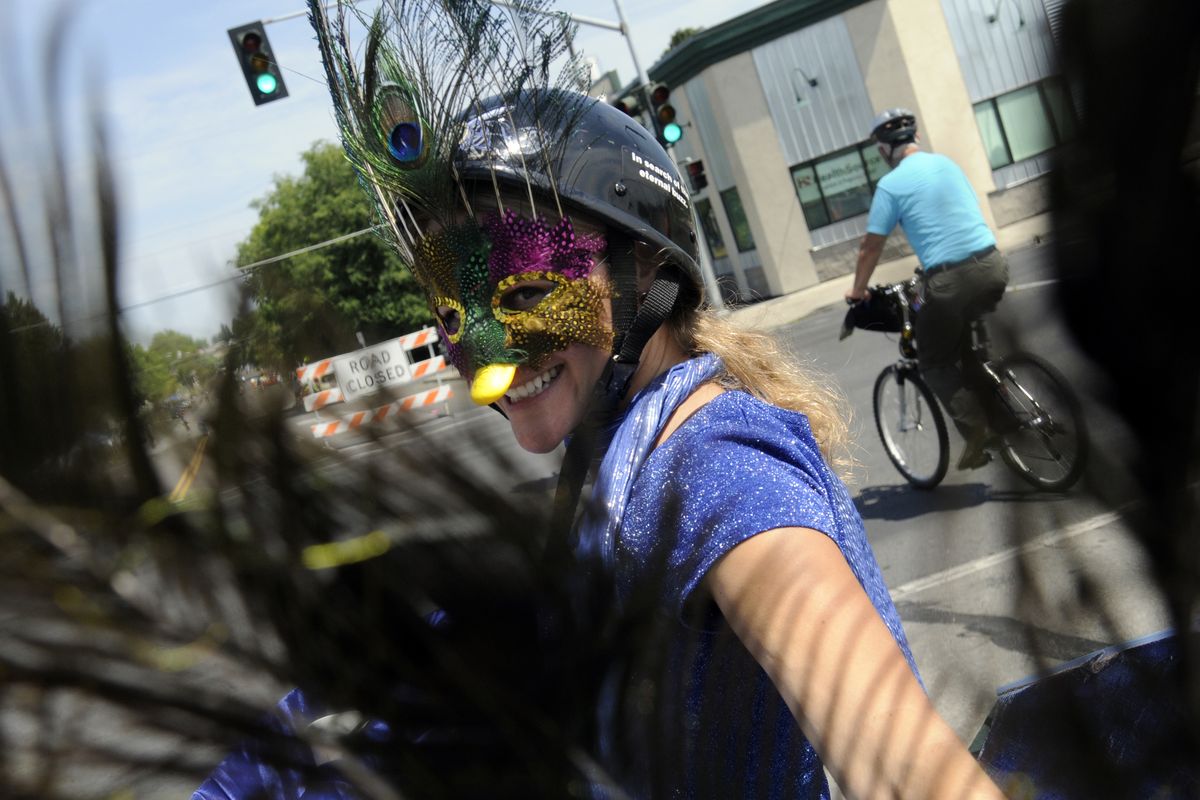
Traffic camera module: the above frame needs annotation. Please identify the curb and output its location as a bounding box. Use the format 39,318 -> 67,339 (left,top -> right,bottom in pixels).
724,222 -> 1054,333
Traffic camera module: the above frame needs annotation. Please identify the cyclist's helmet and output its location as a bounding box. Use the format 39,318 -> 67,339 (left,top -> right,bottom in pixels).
870,108 -> 918,147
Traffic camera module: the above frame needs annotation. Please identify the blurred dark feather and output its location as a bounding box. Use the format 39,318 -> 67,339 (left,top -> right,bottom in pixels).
0,9 -> 638,799
971,0 -> 1200,794
309,0 -> 591,264
1,0 -> 1199,798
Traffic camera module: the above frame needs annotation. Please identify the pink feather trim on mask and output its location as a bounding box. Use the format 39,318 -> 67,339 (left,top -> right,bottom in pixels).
482,210 -> 605,285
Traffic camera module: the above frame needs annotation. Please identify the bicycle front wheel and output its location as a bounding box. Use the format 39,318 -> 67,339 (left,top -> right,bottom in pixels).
873,364 -> 949,490
992,353 -> 1087,491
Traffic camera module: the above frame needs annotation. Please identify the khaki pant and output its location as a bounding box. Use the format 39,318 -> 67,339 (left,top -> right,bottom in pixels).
915,248 -> 1010,438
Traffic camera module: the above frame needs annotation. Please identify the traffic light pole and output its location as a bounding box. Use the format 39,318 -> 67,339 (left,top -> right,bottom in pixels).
691,207 -> 727,312
608,0 -> 660,141
597,0 -> 723,309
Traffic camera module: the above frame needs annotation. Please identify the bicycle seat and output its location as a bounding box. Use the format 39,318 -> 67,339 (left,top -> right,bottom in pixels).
963,285 -> 1005,321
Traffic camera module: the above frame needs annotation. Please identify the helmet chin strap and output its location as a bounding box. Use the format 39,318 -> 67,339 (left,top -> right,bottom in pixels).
548,232 -> 683,550
882,139 -> 917,167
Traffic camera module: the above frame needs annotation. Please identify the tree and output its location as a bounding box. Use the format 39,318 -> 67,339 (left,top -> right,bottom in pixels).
0,293 -> 76,484
215,314 -> 260,373
665,27 -> 703,55
236,142 -> 430,373
127,342 -> 177,405
147,329 -> 217,390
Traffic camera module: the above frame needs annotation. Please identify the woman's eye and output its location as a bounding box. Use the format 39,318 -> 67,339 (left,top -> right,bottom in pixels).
437,306 -> 461,335
499,282 -> 554,312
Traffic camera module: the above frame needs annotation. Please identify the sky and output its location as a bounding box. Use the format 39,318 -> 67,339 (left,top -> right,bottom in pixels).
0,0 -> 769,344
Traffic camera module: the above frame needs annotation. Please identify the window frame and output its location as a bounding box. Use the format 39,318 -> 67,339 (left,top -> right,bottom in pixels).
972,76 -> 1075,169
718,187 -> 757,253
789,141 -> 887,232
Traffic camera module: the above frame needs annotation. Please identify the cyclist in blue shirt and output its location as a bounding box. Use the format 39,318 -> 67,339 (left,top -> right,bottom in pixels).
846,109 -> 1009,470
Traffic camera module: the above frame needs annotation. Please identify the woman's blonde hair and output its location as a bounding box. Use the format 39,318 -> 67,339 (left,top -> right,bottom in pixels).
669,306 -> 853,476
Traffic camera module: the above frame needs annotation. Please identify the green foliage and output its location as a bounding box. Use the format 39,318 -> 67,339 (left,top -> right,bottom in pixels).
119,329 -> 218,404
236,142 -> 430,373
148,329 -> 218,390
127,342 -> 178,404
665,27 -> 703,54
0,293 -> 72,476
0,293 -> 122,484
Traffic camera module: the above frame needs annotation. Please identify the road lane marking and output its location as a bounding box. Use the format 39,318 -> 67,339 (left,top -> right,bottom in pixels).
168,435 -> 208,503
890,509 -> 1122,602
1005,278 -> 1058,293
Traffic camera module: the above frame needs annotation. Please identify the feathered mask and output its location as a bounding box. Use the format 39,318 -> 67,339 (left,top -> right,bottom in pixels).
309,0 -> 613,405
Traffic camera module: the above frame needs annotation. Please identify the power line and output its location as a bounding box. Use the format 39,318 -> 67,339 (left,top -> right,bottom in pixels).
120,225 -> 377,312
237,225 -> 377,272
5,225 -> 378,334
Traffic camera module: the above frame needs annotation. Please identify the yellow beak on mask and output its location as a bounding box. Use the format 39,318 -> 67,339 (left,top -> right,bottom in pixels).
470,362 -> 518,406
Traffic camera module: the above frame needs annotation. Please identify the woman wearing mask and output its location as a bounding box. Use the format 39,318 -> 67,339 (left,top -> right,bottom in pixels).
196,2 -> 1002,797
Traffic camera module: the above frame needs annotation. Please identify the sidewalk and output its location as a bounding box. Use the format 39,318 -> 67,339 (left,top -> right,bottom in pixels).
726,213 -> 1053,332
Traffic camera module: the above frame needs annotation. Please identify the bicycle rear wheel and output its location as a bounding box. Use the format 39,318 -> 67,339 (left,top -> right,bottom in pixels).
992,353 -> 1087,491
873,364 -> 949,489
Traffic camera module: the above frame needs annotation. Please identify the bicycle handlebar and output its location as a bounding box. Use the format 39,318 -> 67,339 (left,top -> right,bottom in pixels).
838,274 -> 920,347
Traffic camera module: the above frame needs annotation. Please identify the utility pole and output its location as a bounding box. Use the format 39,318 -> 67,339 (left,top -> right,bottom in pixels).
516,0 -> 725,310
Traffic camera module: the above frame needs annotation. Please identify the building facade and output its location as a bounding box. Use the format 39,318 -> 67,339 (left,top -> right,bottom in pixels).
647,0 -> 1071,302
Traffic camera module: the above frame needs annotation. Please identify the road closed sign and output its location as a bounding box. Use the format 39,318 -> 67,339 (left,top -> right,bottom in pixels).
334,339 -> 410,400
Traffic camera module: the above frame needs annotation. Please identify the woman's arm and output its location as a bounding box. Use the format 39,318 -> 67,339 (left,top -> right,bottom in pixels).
706,527 -> 1004,800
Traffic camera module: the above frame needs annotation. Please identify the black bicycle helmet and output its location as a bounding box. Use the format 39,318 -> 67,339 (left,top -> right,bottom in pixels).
453,90 -> 701,290
453,89 -> 702,400
870,108 -> 918,147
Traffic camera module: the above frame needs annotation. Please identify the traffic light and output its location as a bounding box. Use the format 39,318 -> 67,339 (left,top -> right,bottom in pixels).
228,21 -> 289,106
613,96 -> 641,116
649,84 -> 683,147
686,159 -> 708,192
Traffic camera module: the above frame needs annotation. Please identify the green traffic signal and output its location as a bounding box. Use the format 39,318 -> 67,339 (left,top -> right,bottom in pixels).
228,21 -> 289,106
648,84 -> 683,147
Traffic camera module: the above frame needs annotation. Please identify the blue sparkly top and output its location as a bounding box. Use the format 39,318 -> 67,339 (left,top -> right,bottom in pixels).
590,371 -> 919,799
193,359 -> 919,800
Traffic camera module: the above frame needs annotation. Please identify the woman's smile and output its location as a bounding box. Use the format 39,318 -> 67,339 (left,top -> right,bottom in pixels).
504,364 -> 562,403
496,342 -> 611,453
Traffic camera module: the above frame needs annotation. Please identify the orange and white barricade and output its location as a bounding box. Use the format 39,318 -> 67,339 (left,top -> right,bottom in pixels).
311,384 -> 454,438
408,354 -> 447,380
303,386 -> 345,412
395,327 -> 439,351
296,327 -> 438,382
296,357 -> 336,383
298,330 -> 447,412
302,354 -> 448,412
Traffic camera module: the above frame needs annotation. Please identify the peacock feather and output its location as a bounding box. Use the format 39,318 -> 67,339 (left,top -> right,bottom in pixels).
308,0 -> 593,269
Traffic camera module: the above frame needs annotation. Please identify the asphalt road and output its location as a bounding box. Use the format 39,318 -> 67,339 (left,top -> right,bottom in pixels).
774,242 -> 1166,742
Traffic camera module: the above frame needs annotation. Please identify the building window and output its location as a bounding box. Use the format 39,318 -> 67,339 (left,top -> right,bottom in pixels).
789,142 -> 889,231
974,77 -> 1076,169
719,187 -> 756,252
695,198 -> 728,260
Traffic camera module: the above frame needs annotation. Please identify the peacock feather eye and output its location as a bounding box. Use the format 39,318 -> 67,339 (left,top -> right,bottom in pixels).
377,84 -> 427,168
389,122 -> 422,162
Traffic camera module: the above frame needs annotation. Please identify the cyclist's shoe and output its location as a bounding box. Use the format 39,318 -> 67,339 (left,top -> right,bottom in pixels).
956,431 -> 993,471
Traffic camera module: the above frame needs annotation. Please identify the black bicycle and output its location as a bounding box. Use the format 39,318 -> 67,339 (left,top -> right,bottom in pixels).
841,276 -> 1087,491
